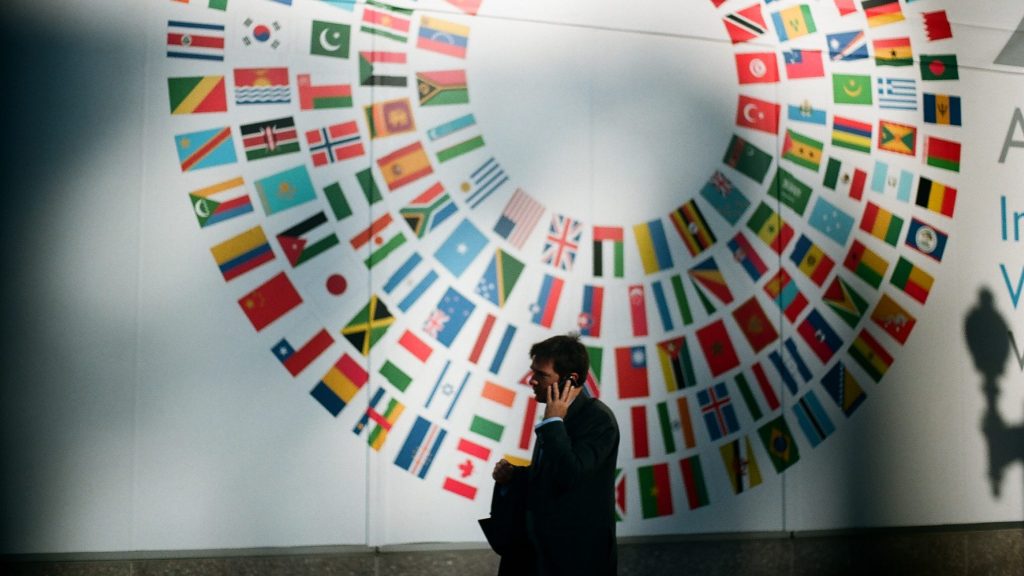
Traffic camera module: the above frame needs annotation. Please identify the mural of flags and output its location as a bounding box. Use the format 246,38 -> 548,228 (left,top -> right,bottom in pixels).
638,463 -> 673,519
923,10 -> 953,41
464,156 -> 508,209
916,177 -> 957,217
578,284 -> 604,337
734,52 -> 780,84
254,165 -> 316,216
782,129 -> 824,172
276,211 -> 339,267
417,70 -> 469,106
874,37 -> 913,66
349,213 -> 407,269
671,199 -> 716,256
297,73 -> 352,109
905,217 -> 948,262
475,249 -> 525,308
723,135 -> 773,183
823,275 -> 869,327
353,387 -> 405,451
241,116 -> 300,161
494,188 -> 544,249
443,437 -> 491,500
378,142 -> 434,190
361,0 -> 412,43
844,240 -> 889,289
697,319 -> 740,377
832,115 -> 873,153
862,0 -> 904,28
861,202 -> 904,246
790,234 -> 835,286
924,136 -> 962,172
189,177 -> 252,228
542,214 -> 583,271
798,309 -> 843,363
698,382 -> 740,441
310,353 -> 368,417
657,337 -> 696,392
809,196 -> 855,247
168,75 -> 227,114
679,455 -> 711,510
769,168 -> 813,216
238,272 -> 302,332
689,257 -> 734,305
272,327 -> 334,377
758,415 -> 801,472
424,287 -> 475,347
920,54 -> 959,80
770,338 -> 813,394
764,267 -> 808,323
878,120 -> 917,156
593,226 -> 625,278
394,416 -> 447,479
827,31 -> 868,62
233,67 -> 290,105
210,226 -> 275,281
434,218 -> 488,278
747,202 -> 794,253
628,285 -> 649,337
400,182 -> 456,238
306,120 -> 363,166
175,126 -> 237,172
359,50 -> 407,87
772,4 -> 816,42
616,346 -> 650,399
870,160 -> 914,201
530,274 -> 564,328
820,361 -> 867,417
630,405 -> 650,458
783,49 -> 824,79
466,316 -> 516,375
720,436 -> 762,494
383,253 -> 438,312
700,170 -> 750,226
849,329 -> 894,382
342,295 -> 394,356
633,219 -> 675,274
871,293 -> 917,344
890,256 -> 934,303
418,15 -> 469,58
727,232 -> 767,282
723,4 -> 767,44
398,330 -> 433,363
792,390 -> 836,447
923,93 -> 962,126
732,296 -> 778,353
365,98 -> 416,139
167,20 -> 225,61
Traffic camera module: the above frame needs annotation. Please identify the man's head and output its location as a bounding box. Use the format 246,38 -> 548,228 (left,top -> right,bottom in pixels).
529,333 -> 589,403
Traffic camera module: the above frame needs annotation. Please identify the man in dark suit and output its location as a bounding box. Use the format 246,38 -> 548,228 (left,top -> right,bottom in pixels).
488,333 -> 620,575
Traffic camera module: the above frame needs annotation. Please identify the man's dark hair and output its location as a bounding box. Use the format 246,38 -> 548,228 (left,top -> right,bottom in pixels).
529,332 -> 589,386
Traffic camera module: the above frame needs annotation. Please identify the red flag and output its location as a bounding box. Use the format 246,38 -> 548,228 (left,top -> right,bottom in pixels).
723,4 -> 767,44
696,319 -> 740,377
833,0 -> 857,16
731,296 -> 778,353
631,406 -> 650,458
736,95 -> 780,134
735,52 -> 780,84
628,284 -> 649,337
616,346 -> 650,399
238,272 -> 302,331
923,10 -> 952,41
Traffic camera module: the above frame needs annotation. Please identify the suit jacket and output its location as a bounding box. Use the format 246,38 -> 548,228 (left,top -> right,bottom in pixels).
490,394 -> 619,576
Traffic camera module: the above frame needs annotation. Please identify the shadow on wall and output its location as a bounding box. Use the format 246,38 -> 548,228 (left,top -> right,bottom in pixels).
963,288 -> 1024,501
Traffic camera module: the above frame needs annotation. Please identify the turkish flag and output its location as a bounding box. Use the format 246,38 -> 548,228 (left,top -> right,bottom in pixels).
736,95 -> 780,134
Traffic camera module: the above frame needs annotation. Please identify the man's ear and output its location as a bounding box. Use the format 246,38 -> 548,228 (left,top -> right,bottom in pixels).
567,373 -> 581,387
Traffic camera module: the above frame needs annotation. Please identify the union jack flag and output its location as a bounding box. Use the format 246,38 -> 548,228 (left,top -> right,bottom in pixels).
541,214 -> 582,271
423,308 -> 450,338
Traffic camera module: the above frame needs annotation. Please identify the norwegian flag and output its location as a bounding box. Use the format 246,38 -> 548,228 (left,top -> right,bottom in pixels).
305,121 -> 364,166
541,214 -> 583,271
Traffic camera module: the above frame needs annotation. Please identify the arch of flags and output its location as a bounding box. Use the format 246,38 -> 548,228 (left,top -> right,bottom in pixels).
164,0 -> 962,529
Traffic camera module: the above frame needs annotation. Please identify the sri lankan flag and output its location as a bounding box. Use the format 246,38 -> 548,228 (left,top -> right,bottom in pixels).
670,199 -> 716,256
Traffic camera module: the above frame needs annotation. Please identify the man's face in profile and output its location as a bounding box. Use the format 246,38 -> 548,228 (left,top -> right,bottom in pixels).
529,358 -> 560,404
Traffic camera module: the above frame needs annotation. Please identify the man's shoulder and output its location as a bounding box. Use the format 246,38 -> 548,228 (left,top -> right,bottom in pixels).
577,397 -> 618,427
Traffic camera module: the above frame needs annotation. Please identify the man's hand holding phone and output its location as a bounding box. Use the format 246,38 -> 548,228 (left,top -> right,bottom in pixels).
542,376 -> 582,419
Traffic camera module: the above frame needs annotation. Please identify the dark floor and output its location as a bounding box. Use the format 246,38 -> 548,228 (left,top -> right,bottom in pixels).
3,524 -> 1022,576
